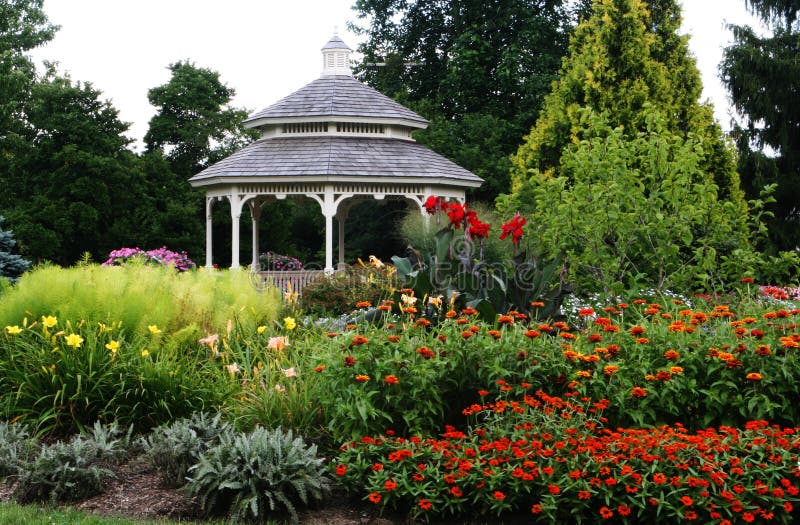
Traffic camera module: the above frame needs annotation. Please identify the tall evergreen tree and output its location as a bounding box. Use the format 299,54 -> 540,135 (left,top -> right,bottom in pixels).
351,0 -> 575,201
499,0 -> 760,292
720,0 -> 800,252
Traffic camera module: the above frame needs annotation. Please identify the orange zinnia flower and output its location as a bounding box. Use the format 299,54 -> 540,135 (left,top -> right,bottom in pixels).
631,386 -> 647,398
355,374 -> 370,383
368,492 -> 382,504
746,372 -> 762,381
384,374 -> 399,385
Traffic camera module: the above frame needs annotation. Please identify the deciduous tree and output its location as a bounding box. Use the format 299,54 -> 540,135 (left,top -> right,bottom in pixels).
144,61 -> 254,177
351,0 -> 575,201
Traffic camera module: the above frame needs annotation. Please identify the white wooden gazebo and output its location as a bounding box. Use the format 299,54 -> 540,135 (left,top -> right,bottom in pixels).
189,34 -> 483,274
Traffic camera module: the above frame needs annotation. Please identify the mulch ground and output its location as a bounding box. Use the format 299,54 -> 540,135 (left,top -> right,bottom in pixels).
0,454 -> 399,524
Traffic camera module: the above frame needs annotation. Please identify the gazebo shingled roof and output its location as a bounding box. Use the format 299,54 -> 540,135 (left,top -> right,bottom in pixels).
242,76 -> 429,128
189,33 -> 482,273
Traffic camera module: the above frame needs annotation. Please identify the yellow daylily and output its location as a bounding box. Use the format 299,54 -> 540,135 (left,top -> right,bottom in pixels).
284,317 -> 296,331
148,325 -> 162,335
5,325 -> 22,335
257,325 -> 267,334
141,349 -> 150,357
105,340 -> 120,353
65,333 -> 84,348
42,315 -> 58,328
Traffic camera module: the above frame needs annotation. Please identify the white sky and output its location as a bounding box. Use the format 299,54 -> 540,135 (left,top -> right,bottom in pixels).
30,0 -> 761,151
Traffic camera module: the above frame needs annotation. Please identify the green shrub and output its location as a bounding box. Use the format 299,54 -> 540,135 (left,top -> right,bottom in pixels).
0,421 -> 36,480
0,264 -> 280,337
299,262 -> 394,316
142,412 -> 232,487
186,426 -> 330,524
14,423 -> 128,503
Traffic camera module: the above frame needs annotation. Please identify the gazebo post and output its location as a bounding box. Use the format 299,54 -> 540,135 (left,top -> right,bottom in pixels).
323,190 -> 335,274
336,203 -> 351,269
205,197 -> 215,268
249,200 -> 263,271
229,191 -> 242,269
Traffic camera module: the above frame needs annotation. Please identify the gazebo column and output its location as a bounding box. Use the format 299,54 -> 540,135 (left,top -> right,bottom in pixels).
335,202 -> 352,269
229,190 -> 243,269
323,191 -> 335,274
205,196 -> 215,268
249,200 -> 263,271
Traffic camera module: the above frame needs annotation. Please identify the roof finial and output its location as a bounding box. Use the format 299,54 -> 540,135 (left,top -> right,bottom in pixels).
333,25 -> 338,36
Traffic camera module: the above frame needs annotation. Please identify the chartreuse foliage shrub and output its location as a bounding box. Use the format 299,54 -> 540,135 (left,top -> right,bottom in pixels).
334,386 -> 800,523
0,263 -> 280,336
0,315 -> 233,436
186,426 -> 330,524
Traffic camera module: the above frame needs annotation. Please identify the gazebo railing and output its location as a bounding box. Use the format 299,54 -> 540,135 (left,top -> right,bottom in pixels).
255,270 -> 326,295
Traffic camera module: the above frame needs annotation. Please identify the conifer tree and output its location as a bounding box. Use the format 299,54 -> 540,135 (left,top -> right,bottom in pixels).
498,0 -> 764,292
721,0 -> 800,252
0,216 -> 30,283
503,0 -> 745,207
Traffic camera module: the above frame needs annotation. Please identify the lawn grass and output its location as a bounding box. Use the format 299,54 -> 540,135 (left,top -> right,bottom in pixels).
0,502 -> 233,525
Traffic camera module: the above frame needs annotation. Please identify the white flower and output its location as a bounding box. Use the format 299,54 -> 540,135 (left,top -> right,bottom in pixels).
282,367 -> 297,378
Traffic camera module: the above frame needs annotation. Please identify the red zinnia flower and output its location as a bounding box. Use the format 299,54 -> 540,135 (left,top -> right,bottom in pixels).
578,490 -> 591,500
418,499 -> 432,511
617,505 -> 631,516
416,346 -> 435,359
384,479 -> 397,491
531,503 -> 543,514
368,492 -> 382,504
599,506 -> 614,519
631,386 -> 647,398
681,495 -> 694,506
335,464 -> 347,476
493,491 -> 505,500
450,486 -> 463,498
547,484 -> 561,495
384,374 -> 399,385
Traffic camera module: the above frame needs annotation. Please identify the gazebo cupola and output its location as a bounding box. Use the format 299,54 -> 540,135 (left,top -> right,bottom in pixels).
189,34 -> 483,274
321,32 -> 352,76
